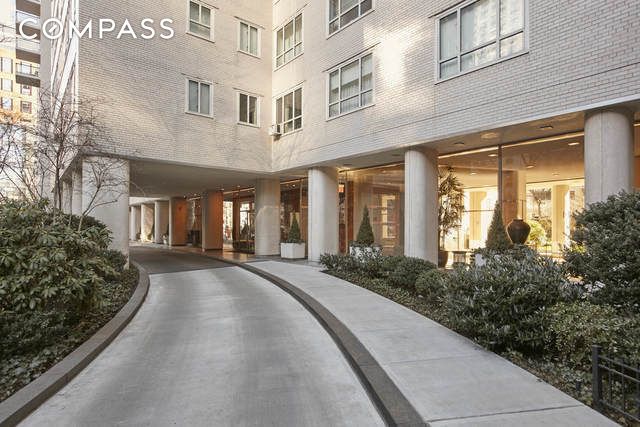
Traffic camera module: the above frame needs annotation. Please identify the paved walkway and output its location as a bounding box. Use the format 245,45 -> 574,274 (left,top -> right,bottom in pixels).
20,248 -> 383,426
249,261 -> 617,426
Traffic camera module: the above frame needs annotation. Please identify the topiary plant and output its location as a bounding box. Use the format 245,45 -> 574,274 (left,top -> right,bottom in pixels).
485,202 -> 511,252
356,206 -> 375,246
285,216 -> 303,243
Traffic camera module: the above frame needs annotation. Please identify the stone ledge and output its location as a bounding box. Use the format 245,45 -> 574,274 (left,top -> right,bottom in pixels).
0,262 -> 150,427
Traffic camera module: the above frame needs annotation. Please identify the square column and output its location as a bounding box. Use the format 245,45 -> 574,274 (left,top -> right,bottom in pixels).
169,197 -> 188,246
202,191 -> 224,251
255,179 -> 281,256
62,179 -> 72,214
308,167 -> 339,262
584,107 -> 634,204
154,200 -> 169,244
140,203 -> 155,242
71,168 -> 83,215
404,148 -> 438,264
130,206 -> 141,241
81,156 -> 130,256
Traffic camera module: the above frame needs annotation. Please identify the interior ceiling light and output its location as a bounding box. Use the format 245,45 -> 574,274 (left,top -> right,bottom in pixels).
526,165 -> 535,169
568,141 -> 580,146
470,171 -> 477,175
539,125 -> 554,130
454,141 -> 465,146
488,153 -> 498,157
481,132 -> 500,140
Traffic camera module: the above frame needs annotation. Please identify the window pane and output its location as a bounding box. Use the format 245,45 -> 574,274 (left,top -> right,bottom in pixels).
249,96 -> 257,124
200,83 -> 210,115
276,97 -> 283,124
340,7 -> 359,27
340,60 -> 359,100
201,6 -> 211,26
361,54 -> 372,91
189,2 -> 199,20
329,103 -> 340,117
276,55 -> 283,67
361,90 -> 372,106
294,88 -> 302,118
294,15 -> 302,45
500,0 -> 524,36
500,32 -> 523,57
190,22 -> 209,37
340,96 -> 359,114
361,0 -> 372,13
239,93 -> 248,122
461,43 -> 497,71
284,21 -> 293,50
440,58 -> 458,78
276,29 -> 284,57
461,0 -> 497,51
240,23 -> 249,52
329,70 -> 340,103
342,0 -> 358,13
294,117 -> 302,130
188,80 -> 199,112
284,92 -> 293,121
439,13 -> 458,60
329,0 -> 339,20
250,26 -> 258,55
329,19 -> 339,33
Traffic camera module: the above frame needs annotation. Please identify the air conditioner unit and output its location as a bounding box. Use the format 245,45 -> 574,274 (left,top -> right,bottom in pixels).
268,124 -> 281,136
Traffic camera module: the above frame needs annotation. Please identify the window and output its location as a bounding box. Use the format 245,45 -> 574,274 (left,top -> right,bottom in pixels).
239,22 -> 259,56
275,14 -> 302,68
1,79 -> 12,92
1,97 -> 12,110
329,0 -> 372,34
20,101 -> 32,114
186,79 -> 212,116
275,87 -> 302,134
437,0 -> 526,79
21,84 -> 32,96
0,58 -> 12,73
328,53 -> 373,118
238,93 -> 258,126
188,1 -> 212,39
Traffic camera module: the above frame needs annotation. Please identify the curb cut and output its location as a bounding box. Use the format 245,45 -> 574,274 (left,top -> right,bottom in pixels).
215,257 -> 426,427
0,262 -> 150,427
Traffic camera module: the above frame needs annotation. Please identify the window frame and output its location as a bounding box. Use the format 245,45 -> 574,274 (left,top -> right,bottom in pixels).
435,0 -> 529,82
187,0 -> 214,42
238,20 -> 261,58
1,78 -> 12,92
185,77 -> 214,118
20,101 -> 32,114
237,91 -> 260,127
1,97 -> 12,110
274,13 -> 303,70
20,84 -> 32,96
274,85 -> 303,135
0,57 -> 12,73
327,0 -> 374,37
326,51 -> 375,120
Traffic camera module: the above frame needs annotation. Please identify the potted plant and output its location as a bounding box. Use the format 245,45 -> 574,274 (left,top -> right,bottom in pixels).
475,202 -> 512,266
438,171 -> 465,267
349,206 -> 381,258
280,216 -> 306,259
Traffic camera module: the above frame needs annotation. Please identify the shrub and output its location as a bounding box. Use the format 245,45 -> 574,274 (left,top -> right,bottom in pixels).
389,257 -> 437,290
355,206 -> 375,246
548,301 -> 640,367
564,191 -> 640,311
285,216 -> 303,243
485,202 -> 511,252
415,269 -> 449,305
319,253 -> 360,273
443,247 -> 574,353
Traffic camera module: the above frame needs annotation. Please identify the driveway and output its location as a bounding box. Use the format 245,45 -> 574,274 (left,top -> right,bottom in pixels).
20,247 -> 383,426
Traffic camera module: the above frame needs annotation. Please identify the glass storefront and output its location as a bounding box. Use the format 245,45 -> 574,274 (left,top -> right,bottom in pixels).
280,179 -> 308,244
223,189 -> 255,253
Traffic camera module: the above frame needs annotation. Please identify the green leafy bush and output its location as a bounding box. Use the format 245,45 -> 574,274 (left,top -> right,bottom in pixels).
355,206 -> 375,246
564,191 -> 640,311
389,257 -> 436,290
319,253 -> 360,273
485,202 -> 511,252
415,269 -> 448,305
443,247 -> 574,353
285,216 -> 303,243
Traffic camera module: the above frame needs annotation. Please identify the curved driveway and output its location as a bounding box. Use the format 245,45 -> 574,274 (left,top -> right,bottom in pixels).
21,247 -> 383,426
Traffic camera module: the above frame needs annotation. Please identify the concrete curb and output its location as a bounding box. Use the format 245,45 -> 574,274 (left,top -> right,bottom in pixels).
0,262 -> 150,427
215,257 -> 426,427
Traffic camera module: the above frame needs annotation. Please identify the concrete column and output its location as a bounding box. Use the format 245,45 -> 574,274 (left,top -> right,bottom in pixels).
254,179 -> 281,256
308,167 -> 339,262
154,200 -> 169,244
140,204 -> 154,242
202,191 -> 224,251
584,107 -> 634,204
469,191 -> 486,245
71,168 -> 83,215
82,156 -> 130,256
551,185 -> 569,253
129,206 -> 141,241
502,170 -> 527,224
169,197 -> 188,246
404,148 -> 438,264
62,179 -> 72,214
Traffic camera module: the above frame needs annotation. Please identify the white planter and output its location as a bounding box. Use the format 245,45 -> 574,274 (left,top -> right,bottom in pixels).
349,245 -> 382,259
280,242 -> 306,259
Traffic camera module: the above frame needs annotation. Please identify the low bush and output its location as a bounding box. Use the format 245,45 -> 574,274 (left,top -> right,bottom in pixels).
388,257 -> 436,290
318,253 -> 360,273
415,269 -> 448,305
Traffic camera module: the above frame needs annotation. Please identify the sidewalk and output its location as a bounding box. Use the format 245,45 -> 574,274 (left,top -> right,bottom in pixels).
247,260 -> 616,426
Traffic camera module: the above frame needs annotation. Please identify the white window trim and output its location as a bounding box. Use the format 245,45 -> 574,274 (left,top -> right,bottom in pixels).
186,0 -> 215,42
326,0 -> 375,39
237,20 -> 261,58
434,0 -> 529,83
326,51 -> 375,121
185,77 -> 214,118
273,84 -> 303,136
236,91 -> 260,128
274,12 -> 303,70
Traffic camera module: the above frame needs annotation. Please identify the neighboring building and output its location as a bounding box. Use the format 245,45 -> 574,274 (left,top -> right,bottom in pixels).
47,0 -> 640,262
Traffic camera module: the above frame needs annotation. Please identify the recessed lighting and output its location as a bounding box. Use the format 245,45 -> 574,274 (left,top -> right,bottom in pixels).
526,165 -> 535,169
481,132 -> 499,140
488,153 -> 498,157
540,125 -> 554,130
454,141 -> 465,146
470,172 -> 477,175
552,173 -> 559,177
568,142 -> 580,146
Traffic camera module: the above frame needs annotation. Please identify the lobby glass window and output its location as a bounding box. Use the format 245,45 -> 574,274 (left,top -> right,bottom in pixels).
276,14 -> 302,68
438,0 -> 526,79
275,87 -> 302,134
1,78 -> 12,92
1,97 -> 12,110
329,0 -> 372,35
238,93 -> 258,126
0,57 -> 12,73
187,79 -> 211,116
189,1 -> 212,39
329,53 -> 373,118
280,179 -> 308,244
20,101 -> 31,114
239,22 -> 259,56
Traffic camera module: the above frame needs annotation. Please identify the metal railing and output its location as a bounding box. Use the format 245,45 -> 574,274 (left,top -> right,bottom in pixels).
592,345 -> 640,422
15,62 -> 39,77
